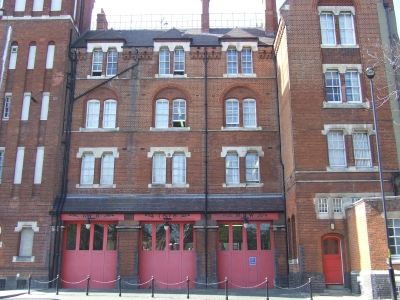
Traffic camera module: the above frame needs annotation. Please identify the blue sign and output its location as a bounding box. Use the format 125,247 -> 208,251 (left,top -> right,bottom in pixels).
249,257 -> 256,266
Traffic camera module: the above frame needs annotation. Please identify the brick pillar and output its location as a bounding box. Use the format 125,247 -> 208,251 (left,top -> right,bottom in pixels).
264,0 -> 277,35
117,219 -> 140,289
96,8 -> 108,30
201,0 -> 210,33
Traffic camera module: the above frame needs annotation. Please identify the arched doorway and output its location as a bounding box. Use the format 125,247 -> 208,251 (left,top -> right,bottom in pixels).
322,236 -> 343,284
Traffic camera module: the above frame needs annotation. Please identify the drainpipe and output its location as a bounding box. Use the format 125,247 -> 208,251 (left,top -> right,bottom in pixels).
204,46 -> 209,286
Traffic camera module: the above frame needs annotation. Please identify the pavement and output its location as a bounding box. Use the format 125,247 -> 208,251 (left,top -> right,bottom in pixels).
0,287 -> 370,300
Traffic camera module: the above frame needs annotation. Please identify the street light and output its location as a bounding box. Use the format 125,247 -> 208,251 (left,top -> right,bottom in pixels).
365,67 -> 397,300
85,218 -> 91,230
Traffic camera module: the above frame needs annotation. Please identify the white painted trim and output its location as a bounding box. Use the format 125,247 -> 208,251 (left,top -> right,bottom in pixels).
40,92 -> 50,120
14,0 -> 26,12
322,64 -> 362,74
9,45 -> 18,70
0,147 -> 4,151
50,0 -> 62,11
221,127 -> 262,131
73,0 -> 78,20
77,147 -> 119,159
222,183 -> 246,188
27,45 -> 36,69
76,183 -> 117,188
33,0 -> 44,11
321,44 -> 359,49
221,41 -> 258,52
317,6 -> 355,15
322,124 -> 375,135
223,73 -> 257,78
46,45 -> 55,69
148,183 -> 190,188
14,221 -> 39,232
154,42 -> 190,52
87,43 -> 124,53
14,147 -> 25,184
221,146 -> 264,158
149,127 -> 190,131
147,147 -> 191,158
79,127 -> 120,132
21,93 -> 31,121
34,147 -> 44,184
323,102 -> 370,109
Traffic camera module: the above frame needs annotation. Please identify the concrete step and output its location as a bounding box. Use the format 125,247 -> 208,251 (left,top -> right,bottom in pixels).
326,284 -> 345,290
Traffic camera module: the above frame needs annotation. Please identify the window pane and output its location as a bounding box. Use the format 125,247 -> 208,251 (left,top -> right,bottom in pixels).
173,100 -> 186,127
174,49 -> 184,72
246,224 -> 257,250
243,99 -> 256,127
66,224 -> 77,250
93,224 -> 104,250
103,100 -> 117,128
3,96 -> 11,119
170,224 -> 180,250
226,153 -> 239,183
227,49 -> 238,74
159,50 -> 170,74
156,100 -> 169,128
79,224 -> 90,250
339,13 -> 355,45
152,153 -> 166,184
320,13 -> 336,45
388,219 -> 400,255
353,132 -> 372,167
156,224 -> 166,250
183,224 -> 194,250
246,153 -> 259,183
261,224 -> 271,250
242,49 -> 253,74
226,100 -> 239,127
86,101 -> 100,128
0,151 -> 3,182
318,198 -> 328,213
327,132 -> 346,167
325,71 -> 342,102
333,198 -> 342,213
106,49 -> 117,76
345,72 -> 361,102
233,225 -> 243,250
81,154 -> 95,184
100,154 -> 114,185
219,224 -> 229,250
142,224 -> 152,250
173,153 -> 186,184
107,224 -> 117,250
92,50 -> 103,75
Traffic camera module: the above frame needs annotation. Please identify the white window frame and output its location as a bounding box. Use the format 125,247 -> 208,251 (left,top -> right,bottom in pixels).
50,0 -> 62,11
80,153 -> 95,185
241,49 -> 253,75
106,49 -> 117,76
320,13 -> 336,45
9,46 -> 18,70
245,153 -> 259,183
155,99 -> 169,128
388,219 -> 400,256
92,50 -> 103,76
21,93 -> 31,121
325,71 -> 342,102
152,153 -> 166,184
243,99 -> 256,128
100,153 -> 114,185
27,45 -> 37,70
227,49 -> 238,75
3,94 -> 11,120
339,13 -> 356,45
159,49 -> 170,75
172,99 -> 186,128
86,100 -> 100,128
327,131 -> 347,167
318,198 -> 328,213
173,48 -> 185,74
172,153 -> 186,185
226,152 -> 239,184
33,147 -> 44,184
46,45 -> 55,69
344,71 -> 361,103
40,92 -> 50,120
226,99 -> 239,128
353,132 -> 372,167
15,0 -> 26,12
0,149 -> 4,182
333,198 -> 343,213
14,147 -> 25,184
13,222 -> 39,263
103,100 -> 117,128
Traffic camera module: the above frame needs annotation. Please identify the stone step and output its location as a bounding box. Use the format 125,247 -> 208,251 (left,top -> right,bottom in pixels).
326,284 -> 345,290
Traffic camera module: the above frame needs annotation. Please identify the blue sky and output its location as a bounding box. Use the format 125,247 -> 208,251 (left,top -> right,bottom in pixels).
92,0 -> 400,33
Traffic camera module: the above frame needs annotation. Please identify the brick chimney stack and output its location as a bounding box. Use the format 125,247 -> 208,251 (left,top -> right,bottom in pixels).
264,0 -> 277,35
96,8 -> 108,30
201,0 -> 210,33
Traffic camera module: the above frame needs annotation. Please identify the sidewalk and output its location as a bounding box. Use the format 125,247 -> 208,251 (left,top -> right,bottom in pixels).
0,287 -> 369,300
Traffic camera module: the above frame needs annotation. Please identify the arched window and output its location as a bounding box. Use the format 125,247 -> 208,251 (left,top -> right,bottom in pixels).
9,43 -> 18,70
155,99 -> 169,128
46,43 -> 55,69
226,99 -> 239,128
103,100 -> 117,128
172,99 -> 186,128
86,100 -> 100,128
243,99 -> 256,127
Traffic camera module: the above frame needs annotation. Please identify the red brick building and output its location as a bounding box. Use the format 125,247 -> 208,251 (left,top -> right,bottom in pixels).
275,0 -> 400,297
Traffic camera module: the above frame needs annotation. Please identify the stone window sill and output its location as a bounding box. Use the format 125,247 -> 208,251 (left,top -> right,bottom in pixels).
76,184 -> 116,188
13,256 -> 35,262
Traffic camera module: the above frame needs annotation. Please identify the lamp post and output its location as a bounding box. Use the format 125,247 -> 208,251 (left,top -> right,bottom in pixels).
365,67 -> 397,300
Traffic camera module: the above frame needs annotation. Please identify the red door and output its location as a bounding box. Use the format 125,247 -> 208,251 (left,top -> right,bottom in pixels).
323,237 -> 343,284
61,222 -> 117,289
139,223 -> 195,289
217,223 -> 273,289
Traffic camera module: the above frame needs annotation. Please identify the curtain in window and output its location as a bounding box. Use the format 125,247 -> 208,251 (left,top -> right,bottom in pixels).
327,132 -> 346,166
152,153 -> 166,184
226,153 -> 239,183
81,154 -> 95,184
245,153 -> 259,182
345,71 -> 361,102
353,132 -> 372,167
339,13 -> 355,45
320,13 -> 336,45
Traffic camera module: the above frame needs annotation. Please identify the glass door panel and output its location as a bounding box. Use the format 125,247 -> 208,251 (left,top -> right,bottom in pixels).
170,224 -> 180,250
156,224 -> 166,250
93,224 -> 104,250
260,224 -> 271,250
66,224 -> 77,250
246,224 -> 257,250
107,224 -> 117,250
233,225 -> 243,250
219,224 -> 229,250
79,224 -> 90,250
183,224 -> 194,250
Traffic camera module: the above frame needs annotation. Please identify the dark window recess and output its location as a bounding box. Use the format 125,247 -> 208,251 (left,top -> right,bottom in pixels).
174,71 -> 184,75
173,121 -> 186,128
0,279 -> 5,290
16,280 -> 27,289
92,71 -> 102,76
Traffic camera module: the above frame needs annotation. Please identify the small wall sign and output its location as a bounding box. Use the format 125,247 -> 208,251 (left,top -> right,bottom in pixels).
249,257 -> 256,266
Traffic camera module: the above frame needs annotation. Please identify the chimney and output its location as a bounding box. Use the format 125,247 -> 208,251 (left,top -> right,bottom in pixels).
96,8 -> 108,30
201,0 -> 210,33
264,0 -> 277,35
